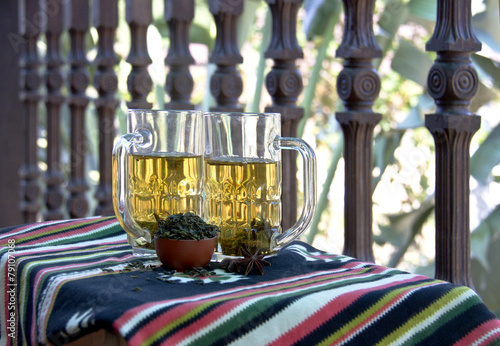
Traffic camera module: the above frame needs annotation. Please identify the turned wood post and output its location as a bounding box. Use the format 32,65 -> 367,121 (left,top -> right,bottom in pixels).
44,0 -> 65,221
19,0 -> 43,223
126,0 -> 153,109
0,0 -> 24,227
335,0 -> 382,262
208,0 -> 244,112
93,0 -> 119,216
264,0 -> 304,230
67,0 -> 90,218
425,0 -> 481,287
164,0 -> 195,110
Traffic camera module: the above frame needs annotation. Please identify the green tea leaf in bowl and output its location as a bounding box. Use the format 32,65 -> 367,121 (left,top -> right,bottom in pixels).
154,212 -> 219,241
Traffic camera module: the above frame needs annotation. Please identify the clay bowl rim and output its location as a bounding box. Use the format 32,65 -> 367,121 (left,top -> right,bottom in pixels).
154,237 -> 216,271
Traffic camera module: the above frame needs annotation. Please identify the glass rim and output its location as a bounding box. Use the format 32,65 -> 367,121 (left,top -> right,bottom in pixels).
127,109 -> 202,114
203,111 -> 280,118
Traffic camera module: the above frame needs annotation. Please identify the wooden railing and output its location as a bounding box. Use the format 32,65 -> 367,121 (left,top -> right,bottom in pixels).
13,0 -> 481,288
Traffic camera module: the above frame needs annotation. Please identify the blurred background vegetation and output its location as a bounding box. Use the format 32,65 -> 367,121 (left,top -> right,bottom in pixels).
36,0 -> 500,316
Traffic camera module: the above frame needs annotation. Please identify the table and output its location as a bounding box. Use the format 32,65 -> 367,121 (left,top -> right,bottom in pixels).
1,216 -> 500,345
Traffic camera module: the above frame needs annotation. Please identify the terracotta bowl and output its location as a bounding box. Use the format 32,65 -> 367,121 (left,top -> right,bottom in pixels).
154,237 -> 216,271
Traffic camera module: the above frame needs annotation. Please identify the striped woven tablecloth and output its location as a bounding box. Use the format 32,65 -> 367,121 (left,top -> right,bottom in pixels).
1,216 -> 500,345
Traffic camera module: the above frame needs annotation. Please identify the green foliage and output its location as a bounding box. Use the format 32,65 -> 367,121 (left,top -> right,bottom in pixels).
391,40 -> 433,87
471,205 -> 500,316
374,198 -> 434,268
471,123 -> 500,184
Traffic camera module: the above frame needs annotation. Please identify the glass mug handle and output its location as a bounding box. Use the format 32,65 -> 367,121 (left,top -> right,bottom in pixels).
272,136 -> 317,250
112,130 -> 153,246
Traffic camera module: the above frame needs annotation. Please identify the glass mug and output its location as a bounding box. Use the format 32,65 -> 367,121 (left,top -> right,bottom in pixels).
204,112 -> 317,257
112,109 -> 204,256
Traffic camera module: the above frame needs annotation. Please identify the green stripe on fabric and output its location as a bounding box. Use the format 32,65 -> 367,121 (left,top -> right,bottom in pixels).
39,269 -> 132,340
14,217 -> 118,246
490,337 -> 500,346
376,286 -> 478,346
202,270 -> 406,345
36,257 -> 138,342
198,296 -> 283,345
319,280 -> 438,345
144,268 -> 387,345
144,300 -> 226,345
19,248 -> 131,333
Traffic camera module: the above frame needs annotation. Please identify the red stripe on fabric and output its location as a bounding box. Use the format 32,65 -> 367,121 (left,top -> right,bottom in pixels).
114,267 -> 370,331
454,319 -> 500,345
14,238 -> 127,258
28,253 -> 136,344
268,275 -> 435,345
119,267 -> 389,344
126,299 -> 243,345
9,237 -> 127,343
166,269 -> 392,344
117,265 -> 384,327
165,271 -> 378,346
8,219 -> 79,233
339,260 -> 372,269
163,300 -> 246,345
4,217 -> 106,238
334,279 -> 443,345
18,218 -> 118,246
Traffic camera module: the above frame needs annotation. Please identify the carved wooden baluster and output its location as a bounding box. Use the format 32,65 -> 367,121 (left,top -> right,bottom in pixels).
164,0 -> 195,110
19,0 -> 42,222
264,0 -> 304,230
67,0 -> 90,218
126,0 -> 153,109
425,0 -> 481,287
208,0 -> 244,112
335,0 -> 382,262
93,0 -> 119,216
44,1 -> 65,221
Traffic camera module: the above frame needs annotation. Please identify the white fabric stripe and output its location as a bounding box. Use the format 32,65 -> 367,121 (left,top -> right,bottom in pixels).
19,233 -> 128,325
338,283 -> 439,345
0,221 -> 124,345
176,274 -> 381,346
0,216 -> 105,240
176,298 -> 261,346
228,272 -> 428,346
385,288 -> 477,346
180,268 -> 407,345
34,255 -> 152,345
470,326 -> 500,346
286,244 -> 356,264
117,267 -> 392,336
17,238 -> 130,345
10,221 -> 123,249
14,233 -> 127,255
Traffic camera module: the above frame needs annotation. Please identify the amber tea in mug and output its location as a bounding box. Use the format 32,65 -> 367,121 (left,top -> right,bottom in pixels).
113,109 -> 203,255
205,157 -> 281,256
123,153 -> 203,247
204,112 -> 316,257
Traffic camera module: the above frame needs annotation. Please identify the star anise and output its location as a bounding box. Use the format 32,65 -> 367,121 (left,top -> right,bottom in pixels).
219,246 -> 271,276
